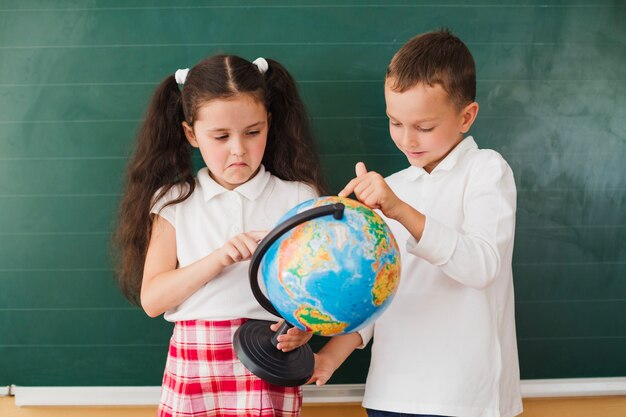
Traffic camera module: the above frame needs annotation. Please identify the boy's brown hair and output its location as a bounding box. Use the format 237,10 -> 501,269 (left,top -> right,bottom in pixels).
386,28 -> 476,109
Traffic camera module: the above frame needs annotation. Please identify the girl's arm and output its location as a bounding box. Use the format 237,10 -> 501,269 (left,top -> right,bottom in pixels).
140,215 -> 265,317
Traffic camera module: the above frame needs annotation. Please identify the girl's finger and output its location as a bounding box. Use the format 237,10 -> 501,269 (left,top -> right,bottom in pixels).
247,230 -> 268,242
238,233 -> 260,254
229,237 -> 252,260
270,319 -> 285,331
224,244 -> 242,262
286,327 -> 306,335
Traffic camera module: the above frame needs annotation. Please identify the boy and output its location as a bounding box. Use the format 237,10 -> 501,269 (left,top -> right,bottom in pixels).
310,29 -> 523,417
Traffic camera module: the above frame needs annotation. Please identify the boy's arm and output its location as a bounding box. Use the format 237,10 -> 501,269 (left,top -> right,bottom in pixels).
340,159 -> 516,289
309,332 -> 363,386
391,200 -> 426,242
406,157 -> 516,289
339,162 -> 426,240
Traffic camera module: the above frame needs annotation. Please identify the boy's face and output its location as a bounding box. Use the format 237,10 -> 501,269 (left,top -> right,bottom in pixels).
384,79 -> 478,173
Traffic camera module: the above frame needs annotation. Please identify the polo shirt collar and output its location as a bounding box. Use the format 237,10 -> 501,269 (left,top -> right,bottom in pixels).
197,164 -> 271,201
433,136 -> 477,173
401,136 -> 477,181
401,165 -> 428,181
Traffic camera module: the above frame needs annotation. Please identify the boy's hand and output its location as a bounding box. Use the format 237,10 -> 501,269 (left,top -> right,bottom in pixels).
217,230 -> 267,267
339,162 -> 404,220
270,320 -> 313,352
306,353 -> 337,386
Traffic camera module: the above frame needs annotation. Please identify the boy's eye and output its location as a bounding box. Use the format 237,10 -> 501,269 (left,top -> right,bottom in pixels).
389,120 -> 402,127
214,134 -> 228,140
418,127 -> 434,132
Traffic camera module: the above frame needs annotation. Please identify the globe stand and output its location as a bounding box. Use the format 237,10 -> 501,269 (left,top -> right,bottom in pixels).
233,320 -> 314,386
233,203 -> 345,387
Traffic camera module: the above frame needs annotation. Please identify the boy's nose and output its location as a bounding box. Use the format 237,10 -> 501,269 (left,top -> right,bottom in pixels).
401,129 -> 419,147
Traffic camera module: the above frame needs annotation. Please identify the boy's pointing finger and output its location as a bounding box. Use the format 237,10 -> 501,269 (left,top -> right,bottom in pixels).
338,176 -> 361,198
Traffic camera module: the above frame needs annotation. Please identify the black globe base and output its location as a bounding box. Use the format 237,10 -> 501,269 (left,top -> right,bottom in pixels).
233,319 -> 314,387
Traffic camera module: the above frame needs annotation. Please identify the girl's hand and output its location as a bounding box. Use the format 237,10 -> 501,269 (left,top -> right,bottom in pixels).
307,353 -> 337,386
338,162 -> 406,220
217,230 -> 267,267
270,320 -> 313,352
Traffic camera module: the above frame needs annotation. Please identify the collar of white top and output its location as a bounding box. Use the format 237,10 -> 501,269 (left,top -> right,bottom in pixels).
402,136 -> 477,181
197,164 -> 271,201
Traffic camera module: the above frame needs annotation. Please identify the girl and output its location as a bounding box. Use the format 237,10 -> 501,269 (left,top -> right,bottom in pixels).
115,54 -> 326,417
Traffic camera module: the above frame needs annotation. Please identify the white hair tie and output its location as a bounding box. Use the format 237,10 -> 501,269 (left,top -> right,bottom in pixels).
252,57 -> 269,74
175,68 -> 189,85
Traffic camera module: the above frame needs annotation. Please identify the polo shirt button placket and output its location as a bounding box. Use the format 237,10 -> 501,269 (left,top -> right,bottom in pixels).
231,193 -> 243,235
420,178 -> 428,208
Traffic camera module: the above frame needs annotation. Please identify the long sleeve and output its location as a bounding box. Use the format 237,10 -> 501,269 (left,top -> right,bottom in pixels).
357,323 -> 374,348
406,156 -> 516,289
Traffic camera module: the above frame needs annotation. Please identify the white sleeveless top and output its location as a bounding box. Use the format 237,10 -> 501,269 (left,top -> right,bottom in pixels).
151,165 -> 318,322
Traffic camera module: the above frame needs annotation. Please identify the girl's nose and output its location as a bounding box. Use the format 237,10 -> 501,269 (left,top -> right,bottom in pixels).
230,136 -> 246,156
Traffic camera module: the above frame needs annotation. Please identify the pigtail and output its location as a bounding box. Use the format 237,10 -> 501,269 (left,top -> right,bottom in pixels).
262,59 -> 327,195
114,75 -> 194,305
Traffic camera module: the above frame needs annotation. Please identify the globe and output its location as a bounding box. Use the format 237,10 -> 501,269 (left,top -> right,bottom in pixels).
260,196 -> 401,336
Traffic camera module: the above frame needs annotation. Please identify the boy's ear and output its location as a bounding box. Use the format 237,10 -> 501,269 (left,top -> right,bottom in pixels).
182,121 -> 199,148
460,101 -> 479,134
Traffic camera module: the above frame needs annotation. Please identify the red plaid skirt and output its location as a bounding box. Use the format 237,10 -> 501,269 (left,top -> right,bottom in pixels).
157,319 -> 302,417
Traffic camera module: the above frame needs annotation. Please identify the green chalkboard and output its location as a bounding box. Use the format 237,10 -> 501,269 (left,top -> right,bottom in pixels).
1,0 -> 625,387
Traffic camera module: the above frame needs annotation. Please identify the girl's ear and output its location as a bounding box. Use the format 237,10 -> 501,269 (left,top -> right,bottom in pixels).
182,121 -> 199,148
460,101 -> 479,134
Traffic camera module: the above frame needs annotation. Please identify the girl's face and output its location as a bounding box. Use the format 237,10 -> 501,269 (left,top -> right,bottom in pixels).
183,94 -> 269,190
384,79 -> 478,173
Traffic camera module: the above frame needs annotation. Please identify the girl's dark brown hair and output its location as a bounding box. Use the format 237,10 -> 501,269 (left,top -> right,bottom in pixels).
115,55 -> 326,305
387,28 -> 476,109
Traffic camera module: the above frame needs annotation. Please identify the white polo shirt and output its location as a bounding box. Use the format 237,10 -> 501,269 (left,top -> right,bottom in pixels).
151,165 -> 318,322
360,137 -> 523,417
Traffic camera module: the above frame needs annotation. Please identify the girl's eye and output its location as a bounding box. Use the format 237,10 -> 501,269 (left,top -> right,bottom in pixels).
247,130 -> 260,136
